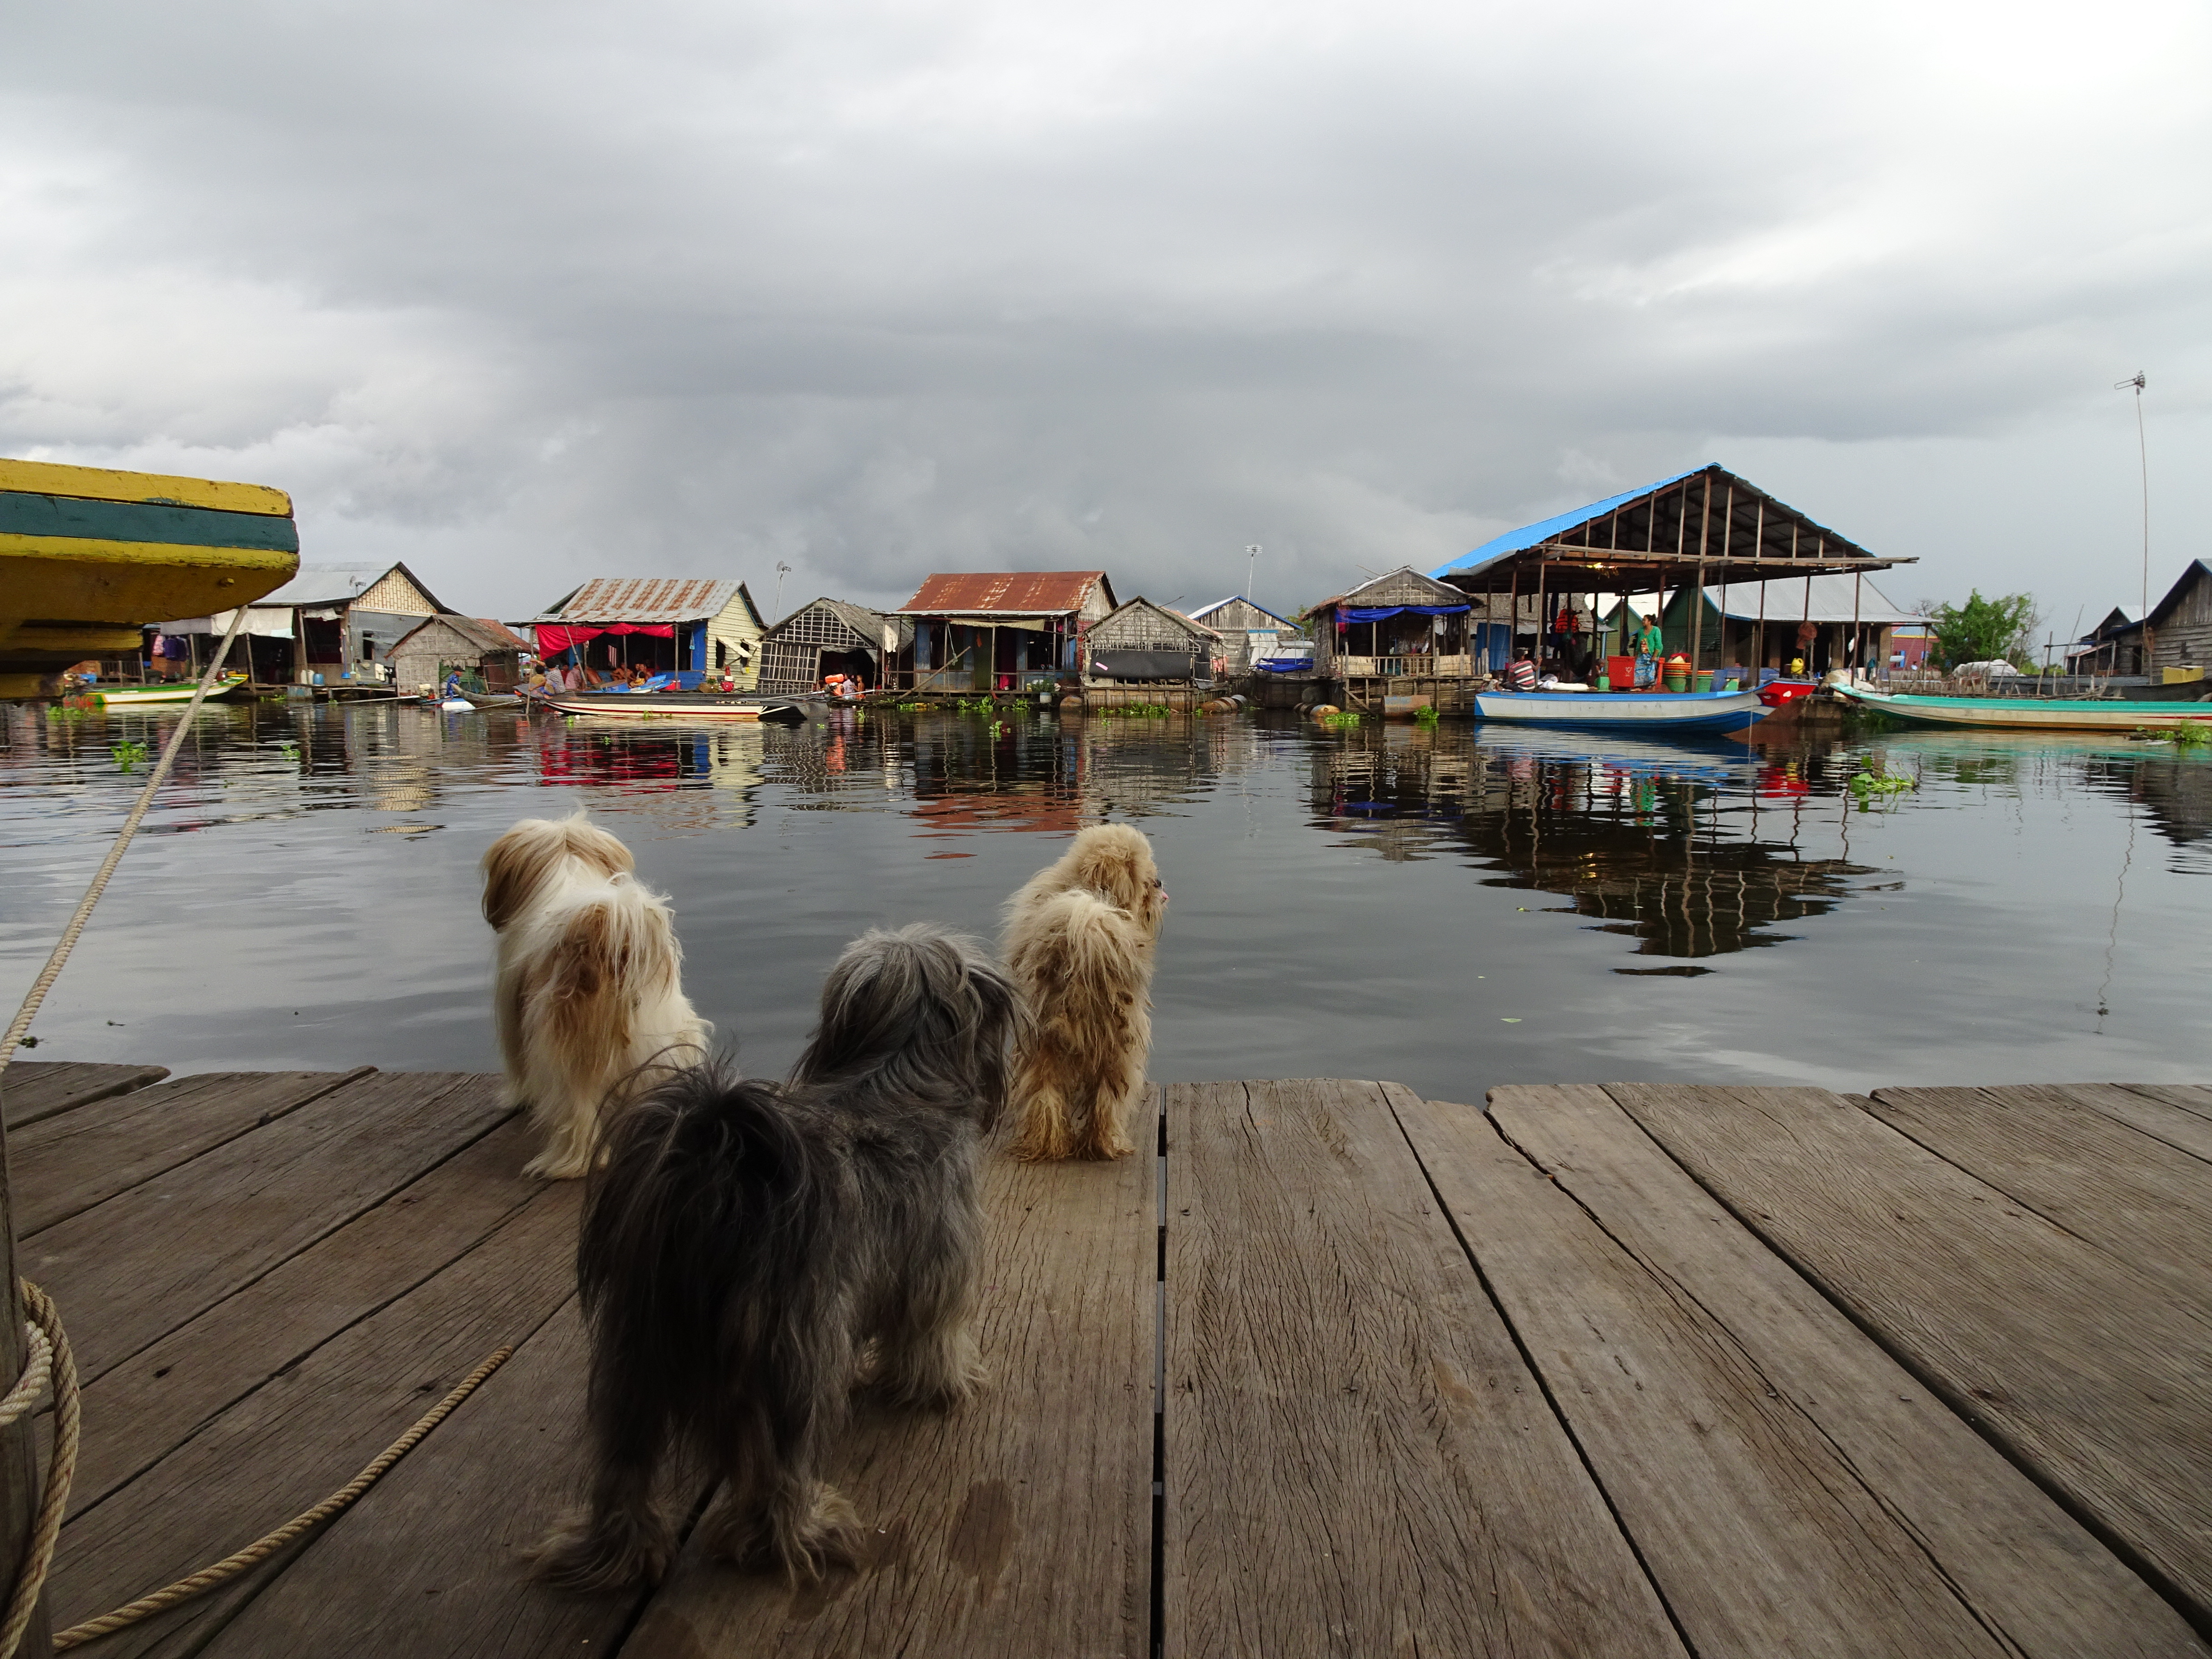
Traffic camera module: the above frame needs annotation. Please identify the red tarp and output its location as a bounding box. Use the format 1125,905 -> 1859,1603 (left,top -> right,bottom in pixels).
536,623 -> 676,654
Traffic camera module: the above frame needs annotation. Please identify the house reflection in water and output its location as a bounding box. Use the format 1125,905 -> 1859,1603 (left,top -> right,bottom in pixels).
1310,725 -> 1881,962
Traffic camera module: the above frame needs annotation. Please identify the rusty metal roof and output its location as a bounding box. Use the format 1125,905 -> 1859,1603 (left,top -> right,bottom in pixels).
530,578 -> 749,623
895,572 -> 1111,616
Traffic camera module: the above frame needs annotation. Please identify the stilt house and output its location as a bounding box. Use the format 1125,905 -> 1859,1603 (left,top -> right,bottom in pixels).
528,578 -> 767,686
1082,598 -> 1219,684
388,615 -> 533,694
1187,596 -> 1303,675
756,598 -> 912,693
1304,567 -> 1485,714
157,560 -> 448,686
895,571 -> 1117,692
2141,561 -> 2212,684
1648,574 -> 1920,680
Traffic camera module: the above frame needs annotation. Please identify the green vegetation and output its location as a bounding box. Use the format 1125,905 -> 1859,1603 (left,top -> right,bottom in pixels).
1413,706 -> 1441,726
1094,703 -> 1175,718
2139,722 -> 2212,747
109,740 -> 150,773
1925,590 -> 2039,671
1847,766 -> 1917,810
1318,710 -> 1363,729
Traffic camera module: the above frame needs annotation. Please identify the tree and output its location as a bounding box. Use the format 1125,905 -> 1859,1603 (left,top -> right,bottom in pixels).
1927,590 -> 2040,670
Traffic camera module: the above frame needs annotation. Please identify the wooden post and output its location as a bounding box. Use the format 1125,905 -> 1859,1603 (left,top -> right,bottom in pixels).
1852,573 -> 1863,683
1689,474 -> 1710,673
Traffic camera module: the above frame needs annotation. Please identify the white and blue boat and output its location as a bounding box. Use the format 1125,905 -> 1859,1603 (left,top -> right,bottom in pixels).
1473,687 -> 1769,732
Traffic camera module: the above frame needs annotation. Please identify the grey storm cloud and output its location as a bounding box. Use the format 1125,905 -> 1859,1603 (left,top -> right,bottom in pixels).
3,0 -> 2207,630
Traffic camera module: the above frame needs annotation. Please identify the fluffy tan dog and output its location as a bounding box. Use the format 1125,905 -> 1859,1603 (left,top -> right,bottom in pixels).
480,812 -> 709,1179
1000,823 -> 1167,1161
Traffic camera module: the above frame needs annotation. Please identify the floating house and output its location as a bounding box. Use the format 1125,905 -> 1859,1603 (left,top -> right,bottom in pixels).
1083,597 -> 1219,685
1187,596 -> 1303,675
755,597 -> 912,694
1431,465 -> 1907,683
388,615 -> 533,694
2067,607 -> 2143,677
1304,567 -> 1488,715
528,578 -> 767,687
894,571 -> 1117,693
2140,561 -> 2212,684
157,560 -> 448,688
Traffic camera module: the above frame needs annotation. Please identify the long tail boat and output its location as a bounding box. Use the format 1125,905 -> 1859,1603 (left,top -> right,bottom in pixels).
1,458 -> 300,698
1473,687 -> 1771,733
1835,684 -> 2212,733
540,688 -> 811,723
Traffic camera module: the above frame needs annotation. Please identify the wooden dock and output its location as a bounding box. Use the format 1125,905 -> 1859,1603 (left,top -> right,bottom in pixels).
3,1060 -> 2208,1656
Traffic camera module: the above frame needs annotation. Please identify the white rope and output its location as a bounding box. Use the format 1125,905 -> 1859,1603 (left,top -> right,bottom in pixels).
0,602 -> 253,1087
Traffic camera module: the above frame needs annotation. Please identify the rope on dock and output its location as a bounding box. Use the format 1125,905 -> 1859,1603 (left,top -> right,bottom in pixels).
0,1283 -> 79,1659
52,1344 -> 515,1652
0,602 -> 253,1091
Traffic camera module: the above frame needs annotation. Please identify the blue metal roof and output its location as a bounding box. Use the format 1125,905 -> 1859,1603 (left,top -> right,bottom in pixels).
1429,467 -> 1707,583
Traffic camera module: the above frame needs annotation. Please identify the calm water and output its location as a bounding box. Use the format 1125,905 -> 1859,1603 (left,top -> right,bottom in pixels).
4,698 -> 2209,1100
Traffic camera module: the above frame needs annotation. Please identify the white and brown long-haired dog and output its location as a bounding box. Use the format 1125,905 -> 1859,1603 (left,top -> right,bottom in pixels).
480,813 -> 708,1180
1000,823 -> 1167,1161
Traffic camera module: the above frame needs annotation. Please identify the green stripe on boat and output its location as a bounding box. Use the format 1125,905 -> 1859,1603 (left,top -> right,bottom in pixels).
0,491 -> 300,553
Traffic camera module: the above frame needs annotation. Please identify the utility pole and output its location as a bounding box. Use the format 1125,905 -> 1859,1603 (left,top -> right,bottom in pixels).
774,562 -> 793,621
1245,545 -> 1260,599
2117,372 -> 2149,624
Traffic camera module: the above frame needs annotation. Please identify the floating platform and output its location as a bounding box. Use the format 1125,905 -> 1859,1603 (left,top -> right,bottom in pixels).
1,1061 -> 2207,1655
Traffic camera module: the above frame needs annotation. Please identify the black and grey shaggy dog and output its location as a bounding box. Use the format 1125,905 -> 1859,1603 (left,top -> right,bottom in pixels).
534,924 -> 1025,1590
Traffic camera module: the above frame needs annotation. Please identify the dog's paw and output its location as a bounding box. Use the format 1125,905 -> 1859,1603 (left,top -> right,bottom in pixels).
529,1507 -> 672,1592
523,1147 -> 591,1181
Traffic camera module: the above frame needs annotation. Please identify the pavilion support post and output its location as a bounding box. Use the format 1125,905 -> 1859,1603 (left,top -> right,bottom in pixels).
1852,573 -> 1864,683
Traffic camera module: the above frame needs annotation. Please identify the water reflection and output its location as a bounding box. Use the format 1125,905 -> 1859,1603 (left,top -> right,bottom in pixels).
1312,725 -> 1882,960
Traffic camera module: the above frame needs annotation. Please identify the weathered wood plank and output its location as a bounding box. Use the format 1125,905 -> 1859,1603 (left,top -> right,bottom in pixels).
623,1093 -> 1159,1659
2121,1084 -> 2212,1120
65,1113 -> 549,1520
21,1072 -> 511,1382
2025,1084 -> 2212,1164
1607,1082 -> 2212,1636
1163,1078 -> 1684,1659
51,1179 -> 582,1659
13,1068 -> 371,1237
0,1060 -> 169,1129
1868,1085 -> 2212,1308
1472,1083 -> 2206,1659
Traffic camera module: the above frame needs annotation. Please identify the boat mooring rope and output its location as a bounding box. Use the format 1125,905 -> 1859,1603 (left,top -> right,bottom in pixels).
0,601 -> 252,1092
52,1345 -> 513,1651
0,612 -> 510,1651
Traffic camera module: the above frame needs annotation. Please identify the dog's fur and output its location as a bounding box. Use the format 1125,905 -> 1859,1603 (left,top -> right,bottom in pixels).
480,813 -> 709,1180
533,924 -> 1025,1591
1000,823 -> 1167,1161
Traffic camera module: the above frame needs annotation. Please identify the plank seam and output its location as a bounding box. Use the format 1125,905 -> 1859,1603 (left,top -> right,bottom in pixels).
1481,1098 -> 2030,1659
59,1115 -> 542,1530
1383,1088 -> 1701,1659
5,1068 -> 169,1131
1603,1084 -> 2212,1645
20,1068 -> 379,1242
63,1085 -> 523,1397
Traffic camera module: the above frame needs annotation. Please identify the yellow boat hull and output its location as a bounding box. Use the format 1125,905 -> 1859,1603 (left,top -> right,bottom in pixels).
0,458 -> 299,697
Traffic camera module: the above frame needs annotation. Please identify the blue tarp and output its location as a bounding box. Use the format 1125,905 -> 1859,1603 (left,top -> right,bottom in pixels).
1337,604 -> 1470,622
1428,466 -> 1706,583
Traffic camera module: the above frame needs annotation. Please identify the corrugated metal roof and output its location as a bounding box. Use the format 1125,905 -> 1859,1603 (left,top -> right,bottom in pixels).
251,563 -> 388,607
1431,469 -> 1706,582
1702,574 -> 1919,626
1190,595 -> 1299,630
533,577 -> 744,623
896,572 -> 1107,615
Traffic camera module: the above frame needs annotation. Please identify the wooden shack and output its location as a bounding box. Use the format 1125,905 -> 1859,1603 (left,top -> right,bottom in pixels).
1305,567 -> 1484,715
1187,596 -> 1303,675
1082,597 -> 1219,687
2142,560 -> 2212,683
388,615 -> 532,694
156,560 -> 447,688
894,571 -> 1116,693
756,597 -> 912,693
528,578 -> 767,687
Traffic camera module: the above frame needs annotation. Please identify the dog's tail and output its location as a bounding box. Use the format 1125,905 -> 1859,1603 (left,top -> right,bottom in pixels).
1006,889 -> 1149,1161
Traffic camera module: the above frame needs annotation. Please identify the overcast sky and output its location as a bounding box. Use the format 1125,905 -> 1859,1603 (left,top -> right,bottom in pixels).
5,0 -> 2206,642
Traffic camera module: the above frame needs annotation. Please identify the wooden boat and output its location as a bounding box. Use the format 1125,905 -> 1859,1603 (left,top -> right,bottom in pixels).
71,676 -> 253,708
1835,684 -> 2212,733
458,689 -> 523,709
1474,687 -> 1770,733
1,457 -> 299,699
542,688 -> 810,723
